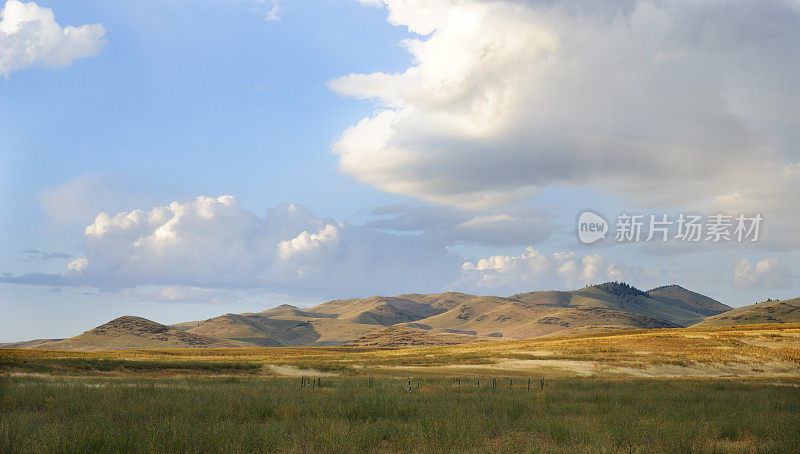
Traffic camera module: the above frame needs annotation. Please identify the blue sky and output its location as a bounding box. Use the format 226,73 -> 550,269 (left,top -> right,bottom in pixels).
1,0 -> 799,341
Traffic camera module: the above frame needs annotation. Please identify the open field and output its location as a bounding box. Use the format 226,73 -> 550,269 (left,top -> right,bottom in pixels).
2,375 -> 800,453
2,323 -> 799,379
2,323 -> 799,452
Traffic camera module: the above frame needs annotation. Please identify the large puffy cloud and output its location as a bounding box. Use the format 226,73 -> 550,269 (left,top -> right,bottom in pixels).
0,0 -> 105,76
733,257 -> 792,289
460,247 -> 632,293
44,196 -> 463,296
332,0 -> 800,247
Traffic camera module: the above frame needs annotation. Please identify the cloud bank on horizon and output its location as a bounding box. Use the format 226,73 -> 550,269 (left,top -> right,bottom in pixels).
3,195 -> 644,298
4,192 -> 791,298
0,0 -> 105,76
331,0 -> 800,249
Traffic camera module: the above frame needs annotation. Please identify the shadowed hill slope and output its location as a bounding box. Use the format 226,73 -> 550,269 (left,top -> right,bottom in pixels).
646,285 -> 730,316
511,283 -> 729,327
693,298 -> 800,327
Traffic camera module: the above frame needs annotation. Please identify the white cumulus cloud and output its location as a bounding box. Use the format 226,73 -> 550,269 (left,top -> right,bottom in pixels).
334,0 -> 800,249
47,196 -> 462,296
0,0 -> 105,76
277,224 -> 339,260
733,257 -> 792,289
460,247 -> 630,292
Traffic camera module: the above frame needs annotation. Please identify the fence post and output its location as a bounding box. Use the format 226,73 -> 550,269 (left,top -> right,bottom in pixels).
527,377 -> 530,392
509,377 -> 512,389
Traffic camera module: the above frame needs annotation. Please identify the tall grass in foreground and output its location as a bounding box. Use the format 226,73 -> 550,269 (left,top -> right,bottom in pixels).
1,376 -> 799,453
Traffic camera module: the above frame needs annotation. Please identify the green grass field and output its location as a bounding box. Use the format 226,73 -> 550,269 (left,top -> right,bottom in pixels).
2,375 -> 799,453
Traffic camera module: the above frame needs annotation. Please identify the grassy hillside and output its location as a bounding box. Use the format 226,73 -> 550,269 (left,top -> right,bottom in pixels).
184,314 -> 285,347
0,339 -> 63,349
176,306 -> 381,347
694,298 -> 800,327
32,316 -> 242,351
646,284 -> 730,316
4,323 -> 798,379
166,286 -> 699,348
7,283 -> 734,350
511,283 -> 729,327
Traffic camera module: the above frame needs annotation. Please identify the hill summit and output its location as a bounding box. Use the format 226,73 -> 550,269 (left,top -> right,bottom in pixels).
30,316 -> 242,351
5,282 -> 742,350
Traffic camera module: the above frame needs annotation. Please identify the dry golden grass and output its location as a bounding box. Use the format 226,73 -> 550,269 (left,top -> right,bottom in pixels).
2,323 -> 799,379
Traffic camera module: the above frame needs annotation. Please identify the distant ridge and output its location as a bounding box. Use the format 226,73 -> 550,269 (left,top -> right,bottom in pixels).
4,282 -> 737,350
511,282 -> 730,327
694,297 -> 800,327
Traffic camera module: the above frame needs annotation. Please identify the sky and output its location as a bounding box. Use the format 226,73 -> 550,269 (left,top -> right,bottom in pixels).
1,0 -> 799,341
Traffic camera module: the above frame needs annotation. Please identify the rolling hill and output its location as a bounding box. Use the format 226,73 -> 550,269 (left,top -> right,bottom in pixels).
391,291 -> 680,339
176,304 -> 382,347
30,316 -> 243,351
646,285 -> 731,315
693,297 -> 800,327
8,283 -> 736,350
511,283 -> 729,327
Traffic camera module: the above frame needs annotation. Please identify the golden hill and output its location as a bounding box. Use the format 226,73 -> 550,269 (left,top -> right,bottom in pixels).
168,285 -> 699,347
4,323 -> 799,379
694,297 -> 800,327
32,316 -> 242,351
7,283 -> 739,350
178,306 -> 381,347
511,283 -> 729,327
